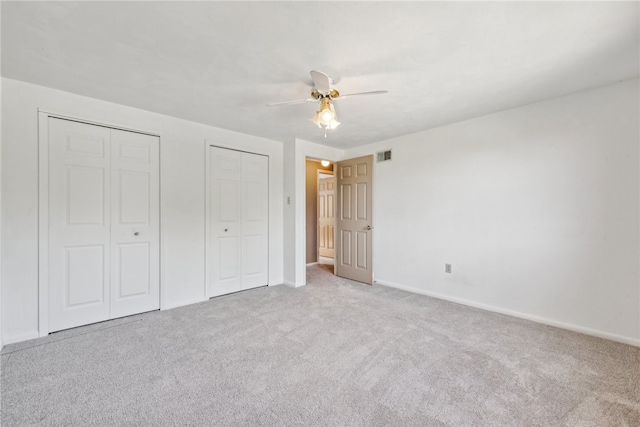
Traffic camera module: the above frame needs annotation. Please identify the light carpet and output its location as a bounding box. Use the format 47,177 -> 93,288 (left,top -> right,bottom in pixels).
1,264 -> 639,426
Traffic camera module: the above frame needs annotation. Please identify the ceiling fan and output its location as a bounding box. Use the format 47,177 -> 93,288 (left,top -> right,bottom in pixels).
267,70 -> 388,135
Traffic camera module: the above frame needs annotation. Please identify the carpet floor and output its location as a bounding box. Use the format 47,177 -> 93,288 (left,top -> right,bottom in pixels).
1,264 -> 639,426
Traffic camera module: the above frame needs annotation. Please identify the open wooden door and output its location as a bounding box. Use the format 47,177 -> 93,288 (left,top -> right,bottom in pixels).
318,175 -> 335,259
335,155 -> 373,284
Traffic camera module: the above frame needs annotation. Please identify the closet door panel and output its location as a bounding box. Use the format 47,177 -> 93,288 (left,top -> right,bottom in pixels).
48,118 -> 111,332
208,147 -> 243,297
110,129 -> 160,318
241,153 -> 269,290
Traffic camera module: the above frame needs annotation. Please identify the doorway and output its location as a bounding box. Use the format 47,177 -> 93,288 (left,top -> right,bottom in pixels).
305,159 -> 334,271
304,155 -> 374,285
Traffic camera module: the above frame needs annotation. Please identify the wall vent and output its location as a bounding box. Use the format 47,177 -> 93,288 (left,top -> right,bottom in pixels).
376,150 -> 392,162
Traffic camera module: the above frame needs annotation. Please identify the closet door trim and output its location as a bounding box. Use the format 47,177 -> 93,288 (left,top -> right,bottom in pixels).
38,111 -> 160,337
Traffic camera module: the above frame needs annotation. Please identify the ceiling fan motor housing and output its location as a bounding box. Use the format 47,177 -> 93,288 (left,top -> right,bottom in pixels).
311,88 -> 340,100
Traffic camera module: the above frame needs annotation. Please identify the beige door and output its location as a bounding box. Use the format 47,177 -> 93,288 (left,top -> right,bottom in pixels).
318,175 -> 335,258
335,155 -> 373,284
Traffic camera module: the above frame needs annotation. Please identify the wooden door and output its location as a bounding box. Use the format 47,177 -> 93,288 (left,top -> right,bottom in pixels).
318,175 -> 335,258
335,155 -> 373,284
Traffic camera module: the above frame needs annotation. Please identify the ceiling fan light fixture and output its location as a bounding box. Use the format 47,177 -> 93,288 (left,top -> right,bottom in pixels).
326,118 -> 340,130
321,109 -> 334,122
312,97 -> 340,130
269,70 -> 386,134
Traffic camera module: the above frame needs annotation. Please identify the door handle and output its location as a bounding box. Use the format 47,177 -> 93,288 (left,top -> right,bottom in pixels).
365,225 -> 373,230
134,232 -> 139,236
224,228 -> 228,232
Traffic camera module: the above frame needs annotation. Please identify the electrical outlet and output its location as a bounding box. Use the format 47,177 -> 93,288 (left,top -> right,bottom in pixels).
445,264 -> 452,274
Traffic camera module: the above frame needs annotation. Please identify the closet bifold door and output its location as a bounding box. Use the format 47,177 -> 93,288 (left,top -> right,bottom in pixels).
48,119 -> 112,332
47,118 -> 160,333
109,129 -> 160,319
208,147 -> 243,297
240,152 -> 268,290
208,146 -> 268,298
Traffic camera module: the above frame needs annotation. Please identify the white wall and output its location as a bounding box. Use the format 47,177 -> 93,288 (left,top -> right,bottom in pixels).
1,78 -> 284,344
345,78 -> 640,345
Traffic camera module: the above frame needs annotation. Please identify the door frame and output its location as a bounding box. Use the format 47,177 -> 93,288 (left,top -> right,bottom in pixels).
37,110 -> 161,337
204,143 -> 270,300
293,149 -> 341,286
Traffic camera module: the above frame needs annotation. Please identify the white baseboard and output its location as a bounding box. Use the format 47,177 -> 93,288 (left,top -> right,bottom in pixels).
163,298 -> 207,310
283,280 -> 306,288
375,280 -> 640,347
2,331 -> 41,346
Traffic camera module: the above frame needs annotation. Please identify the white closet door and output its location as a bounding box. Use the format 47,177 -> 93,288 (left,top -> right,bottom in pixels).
47,118 -> 160,333
49,118 -> 112,332
110,129 -> 160,318
208,146 -> 268,297
241,152 -> 268,290
208,147 -> 243,297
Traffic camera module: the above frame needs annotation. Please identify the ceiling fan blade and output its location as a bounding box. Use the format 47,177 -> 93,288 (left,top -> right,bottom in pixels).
266,98 -> 316,107
310,70 -> 332,95
334,90 -> 389,100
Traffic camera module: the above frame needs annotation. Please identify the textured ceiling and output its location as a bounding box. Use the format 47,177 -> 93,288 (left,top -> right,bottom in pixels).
2,1 -> 639,148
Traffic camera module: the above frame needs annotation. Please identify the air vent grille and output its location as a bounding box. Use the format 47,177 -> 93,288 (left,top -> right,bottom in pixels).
376,150 -> 392,162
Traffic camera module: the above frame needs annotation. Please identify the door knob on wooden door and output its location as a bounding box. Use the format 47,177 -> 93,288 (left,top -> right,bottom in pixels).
365,225 -> 373,230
